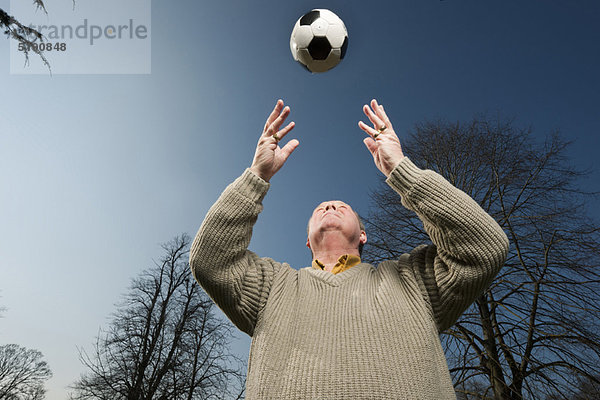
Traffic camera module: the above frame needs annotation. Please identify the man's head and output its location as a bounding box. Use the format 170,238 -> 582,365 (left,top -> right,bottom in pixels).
306,200 -> 367,258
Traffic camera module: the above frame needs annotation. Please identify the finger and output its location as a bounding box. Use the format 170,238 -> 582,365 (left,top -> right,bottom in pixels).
363,104 -> 385,131
380,105 -> 393,129
358,121 -> 380,139
273,121 -> 295,141
371,99 -> 393,129
264,99 -> 284,133
267,106 -> 290,136
279,139 -> 300,161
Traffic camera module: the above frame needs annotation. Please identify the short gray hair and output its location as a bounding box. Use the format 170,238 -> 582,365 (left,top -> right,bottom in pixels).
307,210 -> 366,256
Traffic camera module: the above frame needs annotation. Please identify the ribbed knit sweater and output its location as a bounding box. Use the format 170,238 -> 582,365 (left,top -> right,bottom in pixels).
190,157 -> 509,399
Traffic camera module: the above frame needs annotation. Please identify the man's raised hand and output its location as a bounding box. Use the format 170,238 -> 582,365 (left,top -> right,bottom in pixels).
358,99 -> 405,177
249,99 -> 299,182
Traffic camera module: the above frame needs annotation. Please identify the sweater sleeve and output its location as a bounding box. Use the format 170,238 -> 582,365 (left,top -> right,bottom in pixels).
386,158 -> 509,332
189,168 -> 281,336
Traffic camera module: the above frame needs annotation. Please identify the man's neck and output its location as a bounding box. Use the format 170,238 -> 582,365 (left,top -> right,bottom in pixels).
310,231 -> 360,271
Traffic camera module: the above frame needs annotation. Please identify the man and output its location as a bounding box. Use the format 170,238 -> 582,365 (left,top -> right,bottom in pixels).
190,99 -> 509,399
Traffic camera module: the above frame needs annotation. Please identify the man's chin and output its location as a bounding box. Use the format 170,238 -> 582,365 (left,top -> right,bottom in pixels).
318,222 -> 344,232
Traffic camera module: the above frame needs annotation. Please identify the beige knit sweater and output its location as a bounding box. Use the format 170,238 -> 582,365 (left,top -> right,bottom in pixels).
190,157 -> 509,399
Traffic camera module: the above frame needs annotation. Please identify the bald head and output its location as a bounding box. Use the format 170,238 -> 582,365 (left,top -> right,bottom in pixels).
306,201 -> 366,257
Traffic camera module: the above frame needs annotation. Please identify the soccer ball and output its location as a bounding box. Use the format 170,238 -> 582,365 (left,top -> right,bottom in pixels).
289,9 -> 348,73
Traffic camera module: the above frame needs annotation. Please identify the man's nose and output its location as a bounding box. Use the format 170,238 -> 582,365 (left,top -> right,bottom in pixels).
325,203 -> 337,211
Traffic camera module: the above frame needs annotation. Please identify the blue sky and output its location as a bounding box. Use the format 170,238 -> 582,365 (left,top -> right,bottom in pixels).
1,1 -> 599,399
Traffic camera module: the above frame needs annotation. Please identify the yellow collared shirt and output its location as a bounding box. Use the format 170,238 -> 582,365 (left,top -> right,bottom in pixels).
311,254 -> 361,275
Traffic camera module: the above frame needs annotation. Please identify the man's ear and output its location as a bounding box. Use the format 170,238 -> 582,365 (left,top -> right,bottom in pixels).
359,230 -> 367,245
306,237 -> 311,249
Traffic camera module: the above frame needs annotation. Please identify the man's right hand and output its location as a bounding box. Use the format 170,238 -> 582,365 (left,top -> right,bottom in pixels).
249,99 -> 299,182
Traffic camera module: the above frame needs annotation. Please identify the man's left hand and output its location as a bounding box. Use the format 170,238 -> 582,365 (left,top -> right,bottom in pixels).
358,99 -> 405,177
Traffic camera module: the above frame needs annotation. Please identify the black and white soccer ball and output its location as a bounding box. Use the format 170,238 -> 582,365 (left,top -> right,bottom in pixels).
289,9 -> 348,73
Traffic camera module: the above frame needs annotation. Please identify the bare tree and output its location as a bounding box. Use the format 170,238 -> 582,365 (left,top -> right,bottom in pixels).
70,234 -> 245,400
0,344 -> 52,400
1,1 -> 49,68
546,374 -> 600,400
363,116 -> 600,399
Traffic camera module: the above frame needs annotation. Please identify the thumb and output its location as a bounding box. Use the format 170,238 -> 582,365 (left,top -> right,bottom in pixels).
280,139 -> 300,161
363,137 -> 377,157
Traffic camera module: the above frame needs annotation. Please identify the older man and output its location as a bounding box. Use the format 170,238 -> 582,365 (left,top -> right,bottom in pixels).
190,99 -> 509,399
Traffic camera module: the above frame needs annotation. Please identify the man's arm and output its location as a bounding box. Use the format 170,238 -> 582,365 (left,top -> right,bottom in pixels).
387,157 -> 509,332
359,100 -> 509,332
190,100 -> 299,336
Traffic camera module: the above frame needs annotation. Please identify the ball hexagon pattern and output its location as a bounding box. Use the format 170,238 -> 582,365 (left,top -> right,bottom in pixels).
290,9 -> 348,73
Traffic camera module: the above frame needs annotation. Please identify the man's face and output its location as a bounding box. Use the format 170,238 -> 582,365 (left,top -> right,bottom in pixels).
307,200 -> 363,247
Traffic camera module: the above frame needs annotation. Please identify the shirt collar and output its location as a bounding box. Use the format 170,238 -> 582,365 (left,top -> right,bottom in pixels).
311,254 -> 361,274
